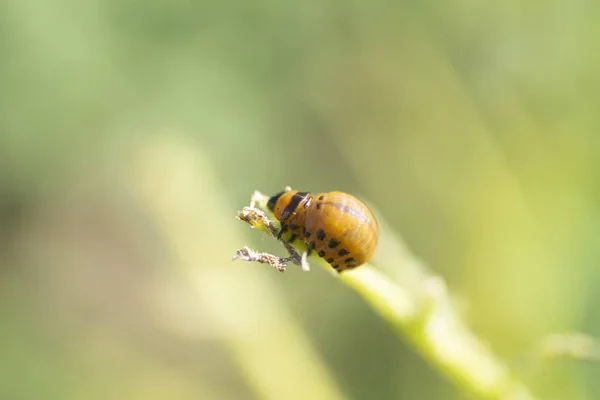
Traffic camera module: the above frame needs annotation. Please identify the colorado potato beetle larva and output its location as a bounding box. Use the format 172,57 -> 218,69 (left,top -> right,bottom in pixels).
267,190 -> 378,272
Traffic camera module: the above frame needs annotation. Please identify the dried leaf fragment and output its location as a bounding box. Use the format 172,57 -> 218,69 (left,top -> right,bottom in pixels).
233,194 -> 311,272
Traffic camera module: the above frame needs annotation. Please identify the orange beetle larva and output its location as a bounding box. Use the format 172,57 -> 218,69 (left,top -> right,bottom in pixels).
267,190 -> 379,272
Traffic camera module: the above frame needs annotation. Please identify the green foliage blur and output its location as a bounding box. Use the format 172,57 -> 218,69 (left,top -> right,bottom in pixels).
1,0 -> 599,399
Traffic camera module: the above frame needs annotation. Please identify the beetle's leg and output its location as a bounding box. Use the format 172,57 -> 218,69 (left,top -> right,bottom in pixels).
277,222 -> 288,240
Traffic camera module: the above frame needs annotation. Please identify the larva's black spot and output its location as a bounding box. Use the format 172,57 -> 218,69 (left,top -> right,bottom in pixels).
316,203 -> 322,210
309,241 -> 316,250
319,195 -> 325,200
344,257 -> 355,264
316,229 -> 325,240
281,208 -> 293,220
332,264 -> 340,270
326,257 -> 334,263
288,234 -> 297,243
318,250 -> 326,257
328,239 -> 339,249
338,248 -> 349,256
303,227 -> 311,238
281,192 -> 309,221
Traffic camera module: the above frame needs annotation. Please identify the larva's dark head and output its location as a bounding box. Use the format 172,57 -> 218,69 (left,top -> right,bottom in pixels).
267,191 -> 285,212
267,190 -> 310,222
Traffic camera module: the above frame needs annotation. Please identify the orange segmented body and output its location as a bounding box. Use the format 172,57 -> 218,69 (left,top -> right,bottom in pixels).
267,190 -> 378,272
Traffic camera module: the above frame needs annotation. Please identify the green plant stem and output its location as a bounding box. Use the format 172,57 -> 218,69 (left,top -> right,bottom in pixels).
341,268 -> 534,400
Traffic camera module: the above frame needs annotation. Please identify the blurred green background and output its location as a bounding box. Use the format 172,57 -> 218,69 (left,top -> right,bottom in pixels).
1,0 -> 599,399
